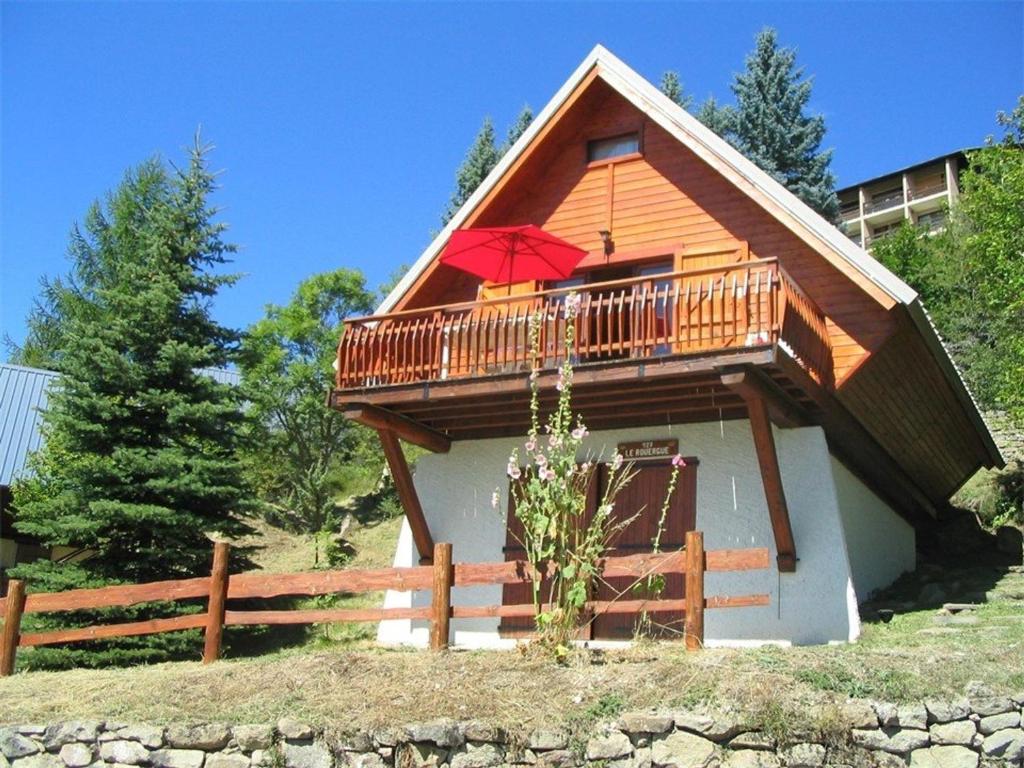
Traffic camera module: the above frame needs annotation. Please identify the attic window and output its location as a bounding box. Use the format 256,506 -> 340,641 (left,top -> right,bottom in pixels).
587,132 -> 640,163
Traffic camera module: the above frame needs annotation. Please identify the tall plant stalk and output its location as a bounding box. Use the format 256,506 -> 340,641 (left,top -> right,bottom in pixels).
497,293 -> 686,651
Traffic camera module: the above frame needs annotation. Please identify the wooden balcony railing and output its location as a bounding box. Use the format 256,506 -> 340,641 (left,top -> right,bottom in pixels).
336,259 -> 833,392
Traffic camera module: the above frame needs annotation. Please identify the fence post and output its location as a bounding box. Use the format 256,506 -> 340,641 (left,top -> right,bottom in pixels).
430,542 -> 452,651
0,579 -> 26,676
203,542 -> 230,664
684,531 -> 705,651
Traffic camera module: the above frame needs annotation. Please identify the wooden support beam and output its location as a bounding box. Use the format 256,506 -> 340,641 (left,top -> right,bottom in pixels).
342,404 -> 451,454
745,394 -> 798,572
720,367 -> 813,429
378,428 -> 435,564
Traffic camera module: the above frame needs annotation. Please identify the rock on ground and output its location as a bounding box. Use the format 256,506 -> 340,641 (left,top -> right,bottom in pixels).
651,731 -> 717,768
908,745 -> 979,768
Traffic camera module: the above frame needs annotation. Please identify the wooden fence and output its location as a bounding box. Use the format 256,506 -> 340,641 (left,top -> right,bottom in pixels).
0,531 -> 769,675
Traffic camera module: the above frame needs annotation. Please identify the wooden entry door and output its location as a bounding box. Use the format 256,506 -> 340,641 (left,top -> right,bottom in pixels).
498,460 -> 697,640
592,461 -> 698,640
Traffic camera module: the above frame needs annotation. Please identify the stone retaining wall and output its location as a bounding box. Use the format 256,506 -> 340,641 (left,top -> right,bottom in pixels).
3,688 -> 1023,768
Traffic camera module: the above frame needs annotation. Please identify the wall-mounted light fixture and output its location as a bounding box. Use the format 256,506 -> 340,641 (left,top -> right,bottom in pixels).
598,229 -> 614,256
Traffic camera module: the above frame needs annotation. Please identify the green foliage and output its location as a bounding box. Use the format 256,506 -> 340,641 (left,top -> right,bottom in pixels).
10,137 -> 255,668
440,108 -> 534,228
872,100 -> 1024,427
659,71 -> 692,110
502,105 -> 534,153
441,118 -> 500,227
694,95 -> 734,136
238,269 -> 377,554
502,296 -> 686,651
661,29 -> 837,218
728,28 -> 838,220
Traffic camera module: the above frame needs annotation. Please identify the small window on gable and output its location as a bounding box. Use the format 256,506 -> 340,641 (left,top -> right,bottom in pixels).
587,132 -> 640,163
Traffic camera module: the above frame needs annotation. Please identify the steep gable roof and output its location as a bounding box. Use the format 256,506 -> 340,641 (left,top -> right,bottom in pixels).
378,45 -> 1000,467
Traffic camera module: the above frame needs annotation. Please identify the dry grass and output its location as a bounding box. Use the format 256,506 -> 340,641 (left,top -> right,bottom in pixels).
2,565 -> 1021,729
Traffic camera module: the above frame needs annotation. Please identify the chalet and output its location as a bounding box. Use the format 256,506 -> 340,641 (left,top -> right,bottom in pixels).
330,46 -> 1003,647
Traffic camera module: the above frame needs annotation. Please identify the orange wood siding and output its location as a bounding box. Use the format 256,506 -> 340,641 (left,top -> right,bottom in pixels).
836,311 -> 989,502
403,80 -> 893,381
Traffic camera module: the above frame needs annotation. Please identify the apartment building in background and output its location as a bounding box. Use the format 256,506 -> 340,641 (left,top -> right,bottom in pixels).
837,150 -> 971,249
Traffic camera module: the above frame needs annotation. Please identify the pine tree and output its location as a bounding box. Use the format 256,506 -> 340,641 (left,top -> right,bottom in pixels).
728,28 -> 838,220
695,95 -> 734,137
659,71 -> 693,110
441,118 -> 500,226
501,105 -> 534,154
10,137 -> 255,668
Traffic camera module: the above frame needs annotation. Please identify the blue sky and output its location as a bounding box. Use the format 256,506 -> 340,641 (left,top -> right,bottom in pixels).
2,2 -> 1022,355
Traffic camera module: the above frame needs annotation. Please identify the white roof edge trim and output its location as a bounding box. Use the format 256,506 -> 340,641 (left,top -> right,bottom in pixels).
905,301 -> 1004,468
375,45 -> 607,316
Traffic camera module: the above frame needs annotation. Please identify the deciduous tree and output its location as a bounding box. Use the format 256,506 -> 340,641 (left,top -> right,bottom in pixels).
239,269 -> 377,561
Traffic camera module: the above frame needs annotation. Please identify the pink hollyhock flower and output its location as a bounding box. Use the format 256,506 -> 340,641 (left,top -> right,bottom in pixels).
563,293 -> 582,319
541,467 -> 556,482
672,454 -> 687,468
525,438 -> 537,452
536,454 -> 548,467
507,463 -> 521,480
571,426 -> 588,440
611,453 -> 624,471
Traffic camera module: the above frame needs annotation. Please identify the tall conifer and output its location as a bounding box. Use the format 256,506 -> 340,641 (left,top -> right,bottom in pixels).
441,118 -> 500,226
11,138 -> 254,667
728,28 -> 838,220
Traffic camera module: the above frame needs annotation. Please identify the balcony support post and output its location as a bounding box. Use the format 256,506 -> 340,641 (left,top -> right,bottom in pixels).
378,428 -> 435,565
720,367 -> 813,429
342,403 -> 451,453
723,368 -> 798,572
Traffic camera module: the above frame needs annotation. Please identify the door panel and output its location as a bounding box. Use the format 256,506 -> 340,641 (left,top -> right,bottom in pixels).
498,460 -> 697,641
592,462 -> 697,640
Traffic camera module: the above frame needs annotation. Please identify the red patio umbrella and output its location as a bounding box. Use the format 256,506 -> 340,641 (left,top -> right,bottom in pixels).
439,225 -> 587,285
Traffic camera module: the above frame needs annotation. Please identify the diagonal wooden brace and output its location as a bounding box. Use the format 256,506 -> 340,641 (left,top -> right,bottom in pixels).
378,428 -> 435,565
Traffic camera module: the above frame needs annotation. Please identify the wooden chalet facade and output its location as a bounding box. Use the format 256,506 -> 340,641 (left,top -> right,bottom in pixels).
331,47 -> 1002,646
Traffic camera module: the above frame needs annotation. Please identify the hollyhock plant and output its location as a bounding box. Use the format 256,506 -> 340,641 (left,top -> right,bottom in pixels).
496,292 -> 642,651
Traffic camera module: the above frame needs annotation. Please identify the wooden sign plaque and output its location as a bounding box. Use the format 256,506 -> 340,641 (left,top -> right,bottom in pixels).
617,439 -> 679,462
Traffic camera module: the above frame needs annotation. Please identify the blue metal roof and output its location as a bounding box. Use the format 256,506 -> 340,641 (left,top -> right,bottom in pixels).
0,364 -> 240,488
0,364 -> 59,487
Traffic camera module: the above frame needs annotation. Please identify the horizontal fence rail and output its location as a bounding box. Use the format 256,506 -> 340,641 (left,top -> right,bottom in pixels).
336,259 -> 833,390
0,531 -> 771,674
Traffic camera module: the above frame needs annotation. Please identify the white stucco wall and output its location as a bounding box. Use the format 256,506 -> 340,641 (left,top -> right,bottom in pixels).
831,457 -> 915,601
379,420 -> 862,648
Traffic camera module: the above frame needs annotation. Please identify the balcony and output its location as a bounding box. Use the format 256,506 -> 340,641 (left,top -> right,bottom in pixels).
908,182 -> 947,201
863,192 -> 905,215
332,260 -> 832,439
839,205 -> 861,222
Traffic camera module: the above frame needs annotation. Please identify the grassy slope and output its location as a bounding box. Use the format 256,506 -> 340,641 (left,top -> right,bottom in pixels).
2,561 -> 1021,730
